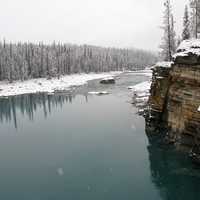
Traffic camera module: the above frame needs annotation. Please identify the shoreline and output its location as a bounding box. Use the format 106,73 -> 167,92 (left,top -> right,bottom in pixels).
0,69 -> 152,97
0,72 -> 122,97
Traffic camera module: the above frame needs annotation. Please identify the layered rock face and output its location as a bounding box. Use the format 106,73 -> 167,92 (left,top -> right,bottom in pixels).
148,62 -> 171,125
147,40 -> 200,153
167,64 -> 200,149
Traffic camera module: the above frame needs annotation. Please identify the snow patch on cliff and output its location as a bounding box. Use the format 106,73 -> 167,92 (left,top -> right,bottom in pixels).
155,61 -> 173,68
174,39 -> 200,58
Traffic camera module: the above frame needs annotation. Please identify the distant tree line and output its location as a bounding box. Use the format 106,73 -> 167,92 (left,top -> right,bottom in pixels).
0,40 -> 157,82
160,0 -> 200,61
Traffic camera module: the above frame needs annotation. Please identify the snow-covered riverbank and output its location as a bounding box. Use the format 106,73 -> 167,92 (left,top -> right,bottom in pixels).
126,69 -> 152,78
128,68 -> 152,95
0,72 -> 121,97
128,68 -> 152,110
127,69 -> 152,77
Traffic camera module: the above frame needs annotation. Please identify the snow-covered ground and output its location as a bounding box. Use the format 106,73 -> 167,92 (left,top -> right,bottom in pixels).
127,66 -> 152,107
130,80 -> 151,114
128,76 -> 151,109
126,69 -> 152,77
127,67 -> 152,96
0,72 -> 121,97
129,81 -> 151,93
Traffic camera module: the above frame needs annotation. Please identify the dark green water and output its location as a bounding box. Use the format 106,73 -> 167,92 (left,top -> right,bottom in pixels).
0,73 -> 200,200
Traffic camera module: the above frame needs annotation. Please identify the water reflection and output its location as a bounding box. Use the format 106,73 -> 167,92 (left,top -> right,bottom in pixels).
146,125 -> 200,200
0,93 -> 88,128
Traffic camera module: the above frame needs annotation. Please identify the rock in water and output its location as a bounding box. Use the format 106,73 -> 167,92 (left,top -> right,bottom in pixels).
100,77 -> 115,84
88,91 -> 109,95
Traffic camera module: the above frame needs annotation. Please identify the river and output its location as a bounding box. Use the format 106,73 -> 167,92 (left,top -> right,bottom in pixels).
0,73 -> 200,200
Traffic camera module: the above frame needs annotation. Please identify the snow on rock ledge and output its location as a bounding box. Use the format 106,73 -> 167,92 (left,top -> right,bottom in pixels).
154,61 -> 173,68
173,39 -> 200,64
176,39 -> 200,55
100,76 -> 115,84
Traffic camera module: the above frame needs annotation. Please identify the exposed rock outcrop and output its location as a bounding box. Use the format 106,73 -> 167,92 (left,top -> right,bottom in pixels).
100,77 -> 115,84
148,62 -> 171,125
147,40 -> 200,158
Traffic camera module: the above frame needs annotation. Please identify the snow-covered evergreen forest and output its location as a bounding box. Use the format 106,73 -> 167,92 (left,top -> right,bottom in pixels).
0,41 -> 157,82
160,0 -> 200,61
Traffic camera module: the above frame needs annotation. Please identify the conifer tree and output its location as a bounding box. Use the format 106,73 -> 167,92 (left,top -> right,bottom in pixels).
160,0 -> 176,61
190,0 -> 200,38
0,41 -> 157,81
182,5 -> 190,40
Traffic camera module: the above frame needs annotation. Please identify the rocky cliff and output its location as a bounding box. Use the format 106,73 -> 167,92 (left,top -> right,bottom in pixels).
147,40 -> 200,159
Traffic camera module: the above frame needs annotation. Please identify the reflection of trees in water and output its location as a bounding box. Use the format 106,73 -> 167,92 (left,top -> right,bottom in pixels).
146,124 -> 200,200
0,93 -> 84,128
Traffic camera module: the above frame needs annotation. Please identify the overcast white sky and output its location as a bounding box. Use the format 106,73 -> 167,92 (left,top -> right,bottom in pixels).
0,0 -> 188,51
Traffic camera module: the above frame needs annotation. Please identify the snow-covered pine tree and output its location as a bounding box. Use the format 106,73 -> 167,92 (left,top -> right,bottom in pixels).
170,15 -> 176,53
160,0 -> 176,61
0,41 -> 157,81
190,0 -> 200,38
182,5 -> 190,40
176,36 -> 182,47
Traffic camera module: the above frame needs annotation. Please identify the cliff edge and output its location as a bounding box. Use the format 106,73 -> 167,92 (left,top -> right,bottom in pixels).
147,39 -> 200,160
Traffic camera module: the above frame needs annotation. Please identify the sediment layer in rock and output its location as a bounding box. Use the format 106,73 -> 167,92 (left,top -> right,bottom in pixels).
147,40 -> 200,152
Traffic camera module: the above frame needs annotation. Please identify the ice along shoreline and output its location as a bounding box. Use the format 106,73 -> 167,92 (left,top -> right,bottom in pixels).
0,72 -> 122,97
